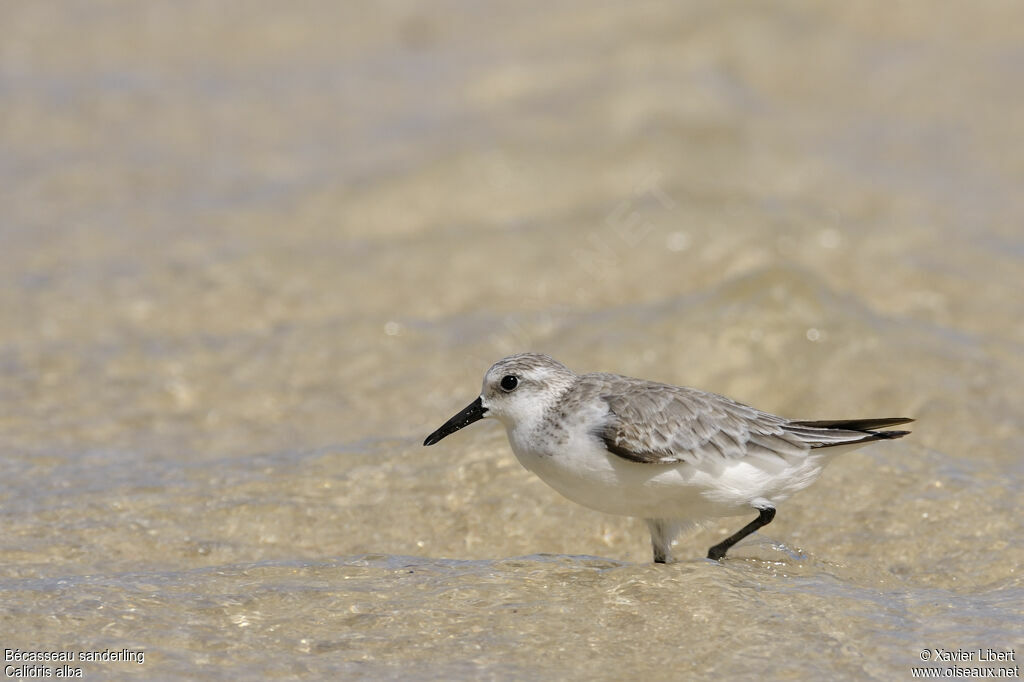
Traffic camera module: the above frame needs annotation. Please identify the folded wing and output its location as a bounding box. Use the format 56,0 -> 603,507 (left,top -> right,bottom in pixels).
590,375 -> 912,465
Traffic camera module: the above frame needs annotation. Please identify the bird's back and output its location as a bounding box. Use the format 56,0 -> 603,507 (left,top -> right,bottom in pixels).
568,372 -> 911,466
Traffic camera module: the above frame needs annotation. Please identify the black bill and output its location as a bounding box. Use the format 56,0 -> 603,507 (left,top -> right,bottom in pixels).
423,396 -> 487,446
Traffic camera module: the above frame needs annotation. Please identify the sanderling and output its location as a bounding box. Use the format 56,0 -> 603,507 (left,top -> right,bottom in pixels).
424,353 -> 912,562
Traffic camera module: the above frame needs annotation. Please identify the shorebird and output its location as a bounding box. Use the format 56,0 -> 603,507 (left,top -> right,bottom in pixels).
424,353 -> 911,562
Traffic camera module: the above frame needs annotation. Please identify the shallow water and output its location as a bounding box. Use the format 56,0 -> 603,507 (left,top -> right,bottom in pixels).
1,1 -> 1022,679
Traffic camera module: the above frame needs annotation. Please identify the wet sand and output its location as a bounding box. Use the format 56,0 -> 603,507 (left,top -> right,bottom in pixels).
1,1 -> 1021,679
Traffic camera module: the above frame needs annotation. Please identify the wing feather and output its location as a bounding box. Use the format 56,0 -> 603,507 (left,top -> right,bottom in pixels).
586,373 -> 911,465
587,374 -> 798,465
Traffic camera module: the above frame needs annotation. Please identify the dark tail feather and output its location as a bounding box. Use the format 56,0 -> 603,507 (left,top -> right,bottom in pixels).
814,429 -> 911,448
786,417 -> 913,449
857,429 -> 911,441
789,417 -> 914,431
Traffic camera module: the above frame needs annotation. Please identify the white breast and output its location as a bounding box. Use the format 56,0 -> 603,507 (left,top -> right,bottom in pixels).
505,421 -> 844,521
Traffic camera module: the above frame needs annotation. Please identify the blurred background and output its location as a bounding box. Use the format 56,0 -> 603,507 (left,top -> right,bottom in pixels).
1,1 -> 1021,679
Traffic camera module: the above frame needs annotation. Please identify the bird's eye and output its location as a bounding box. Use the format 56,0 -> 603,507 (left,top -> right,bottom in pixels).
500,375 -> 519,392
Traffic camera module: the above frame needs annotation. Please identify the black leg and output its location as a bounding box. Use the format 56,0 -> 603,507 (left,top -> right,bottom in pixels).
707,507 -> 776,561
645,519 -> 677,564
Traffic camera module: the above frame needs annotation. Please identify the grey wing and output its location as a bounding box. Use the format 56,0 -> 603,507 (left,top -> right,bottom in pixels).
594,380 -> 811,465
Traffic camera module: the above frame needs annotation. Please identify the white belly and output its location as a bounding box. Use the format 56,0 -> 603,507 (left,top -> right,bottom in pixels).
507,429 -> 848,520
